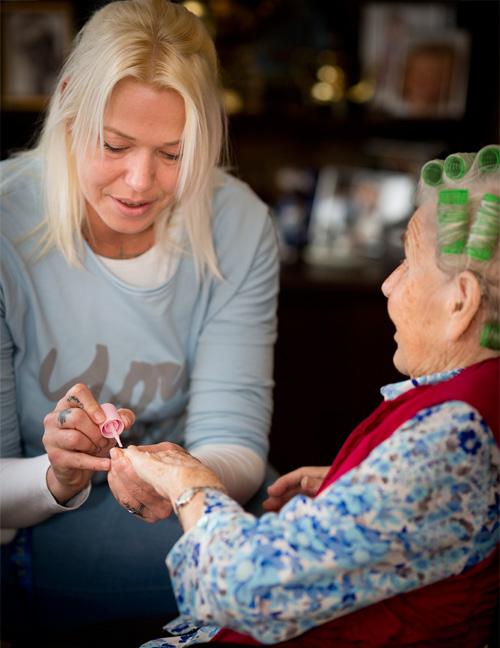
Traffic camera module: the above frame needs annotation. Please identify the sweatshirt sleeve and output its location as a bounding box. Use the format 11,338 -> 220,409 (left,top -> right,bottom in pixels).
0,455 -> 91,532
184,199 -> 279,464
190,444 -> 265,503
0,284 -> 23,459
0,284 -> 90,534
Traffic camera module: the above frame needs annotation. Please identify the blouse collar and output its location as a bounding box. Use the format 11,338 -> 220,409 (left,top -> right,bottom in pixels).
380,367 -> 463,401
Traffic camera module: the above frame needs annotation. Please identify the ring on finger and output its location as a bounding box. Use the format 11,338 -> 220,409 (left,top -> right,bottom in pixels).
125,502 -> 146,517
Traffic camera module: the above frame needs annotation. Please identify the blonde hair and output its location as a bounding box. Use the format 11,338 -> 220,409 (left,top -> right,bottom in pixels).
34,0 -> 227,276
417,150 -> 500,350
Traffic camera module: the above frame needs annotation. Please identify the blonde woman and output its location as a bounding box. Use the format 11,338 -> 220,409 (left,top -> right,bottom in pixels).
0,0 -> 278,640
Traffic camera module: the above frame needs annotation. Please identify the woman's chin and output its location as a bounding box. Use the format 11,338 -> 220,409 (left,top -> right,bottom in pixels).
392,350 -> 409,377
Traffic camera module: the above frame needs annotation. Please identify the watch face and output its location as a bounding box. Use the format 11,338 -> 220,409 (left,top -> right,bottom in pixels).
178,489 -> 193,506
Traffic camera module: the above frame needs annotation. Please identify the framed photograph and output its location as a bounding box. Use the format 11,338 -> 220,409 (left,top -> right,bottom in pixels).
1,2 -> 74,110
360,4 -> 470,120
361,3 -> 455,92
378,30 -> 470,119
304,166 -> 415,267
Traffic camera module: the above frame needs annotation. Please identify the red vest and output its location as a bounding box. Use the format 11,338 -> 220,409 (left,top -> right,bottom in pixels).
215,358 -> 499,647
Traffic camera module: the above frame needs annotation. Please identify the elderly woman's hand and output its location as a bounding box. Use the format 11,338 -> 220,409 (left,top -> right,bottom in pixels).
262,466 -> 330,512
42,383 -> 135,504
109,443 -> 224,523
107,443 -> 177,522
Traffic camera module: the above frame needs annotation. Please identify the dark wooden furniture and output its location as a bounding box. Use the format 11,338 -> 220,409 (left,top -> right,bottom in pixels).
269,260 -> 401,474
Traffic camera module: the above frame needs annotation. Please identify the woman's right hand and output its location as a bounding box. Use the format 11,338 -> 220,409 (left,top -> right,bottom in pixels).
262,466 -> 330,512
118,442 -> 225,504
42,384 -> 134,504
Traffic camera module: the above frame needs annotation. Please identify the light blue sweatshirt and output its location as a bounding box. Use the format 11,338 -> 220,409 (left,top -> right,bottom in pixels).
0,154 -> 279,529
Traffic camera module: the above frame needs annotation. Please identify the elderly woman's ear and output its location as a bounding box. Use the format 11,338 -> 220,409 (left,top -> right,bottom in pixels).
446,270 -> 482,342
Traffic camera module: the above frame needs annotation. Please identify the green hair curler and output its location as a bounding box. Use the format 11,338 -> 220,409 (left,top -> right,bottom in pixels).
477,145 -> 500,172
421,159 -> 444,187
444,153 -> 476,180
466,193 -> 500,261
437,189 -> 470,254
480,322 -> 500,351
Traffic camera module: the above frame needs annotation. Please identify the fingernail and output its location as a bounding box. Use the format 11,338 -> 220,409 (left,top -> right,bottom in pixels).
94,411 -> 105,424
121,414 -> 132,427
110,448 -> 119,460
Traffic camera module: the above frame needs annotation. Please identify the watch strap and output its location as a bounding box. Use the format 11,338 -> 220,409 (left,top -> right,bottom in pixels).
173,486 -> 224,516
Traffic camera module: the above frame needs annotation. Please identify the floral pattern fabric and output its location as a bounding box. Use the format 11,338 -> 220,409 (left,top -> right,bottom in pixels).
141,370 -> 499,647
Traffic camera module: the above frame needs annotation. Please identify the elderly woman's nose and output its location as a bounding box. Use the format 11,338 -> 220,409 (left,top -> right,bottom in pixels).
125,151 -> 155,192
381,264 -> 402,296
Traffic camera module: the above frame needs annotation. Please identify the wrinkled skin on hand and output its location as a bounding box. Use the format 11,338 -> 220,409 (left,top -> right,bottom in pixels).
112,442 -> 225,518
107,443 -> 188,523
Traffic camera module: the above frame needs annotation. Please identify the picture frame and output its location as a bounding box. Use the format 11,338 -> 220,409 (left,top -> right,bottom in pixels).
1,1 -> 74,110
376,30 -> 470,119
360,4 -> 470,120
304,165 -> 415,267
360,3 -> 456,92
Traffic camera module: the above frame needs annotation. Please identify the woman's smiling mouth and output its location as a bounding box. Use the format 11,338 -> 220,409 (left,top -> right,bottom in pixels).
111,195 -> 155,216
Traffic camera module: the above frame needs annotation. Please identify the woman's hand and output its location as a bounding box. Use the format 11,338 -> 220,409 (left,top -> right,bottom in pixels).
107,443 -> 179,523
109,442 -> 224,523
262,466 -> 330,512
42,384 -> 134,505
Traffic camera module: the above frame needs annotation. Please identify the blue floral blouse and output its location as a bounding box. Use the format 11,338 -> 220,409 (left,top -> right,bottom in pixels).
141,368 -> 499,647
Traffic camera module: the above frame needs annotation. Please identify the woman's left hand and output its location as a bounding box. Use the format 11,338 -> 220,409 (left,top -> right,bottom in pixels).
108,444 -> 177,522
262,466 -> 330,512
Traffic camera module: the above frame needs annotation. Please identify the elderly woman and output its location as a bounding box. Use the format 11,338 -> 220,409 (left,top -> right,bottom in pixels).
111,146 -> 499,648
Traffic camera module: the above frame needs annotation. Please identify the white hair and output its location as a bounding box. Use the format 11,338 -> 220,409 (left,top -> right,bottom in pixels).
417,159 -> 500,349
32,0 -> 227,276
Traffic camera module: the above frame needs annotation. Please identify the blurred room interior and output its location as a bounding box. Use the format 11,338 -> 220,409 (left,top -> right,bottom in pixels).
1,0 -> 499,473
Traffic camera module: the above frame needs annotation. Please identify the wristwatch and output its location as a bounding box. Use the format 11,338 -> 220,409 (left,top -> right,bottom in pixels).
173,486 -> 224,516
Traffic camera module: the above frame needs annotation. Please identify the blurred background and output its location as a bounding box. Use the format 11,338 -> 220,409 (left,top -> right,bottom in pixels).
1,0 -> 499,472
